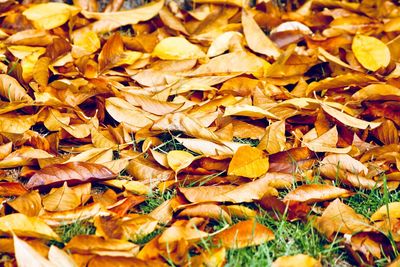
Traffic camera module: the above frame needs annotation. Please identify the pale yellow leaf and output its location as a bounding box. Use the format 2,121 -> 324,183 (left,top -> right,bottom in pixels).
352,34 -> 390,71
153,37 -> 206,60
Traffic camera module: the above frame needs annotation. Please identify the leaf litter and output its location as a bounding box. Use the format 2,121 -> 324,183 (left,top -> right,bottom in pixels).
0,0 -> 399,266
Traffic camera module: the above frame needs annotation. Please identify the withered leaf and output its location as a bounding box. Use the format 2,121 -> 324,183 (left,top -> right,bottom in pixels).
213,220 -> 274,248
283,184 -> 353,204
0,213 -> 60,240
26,162 -> 116,189
314,199 -> 370,239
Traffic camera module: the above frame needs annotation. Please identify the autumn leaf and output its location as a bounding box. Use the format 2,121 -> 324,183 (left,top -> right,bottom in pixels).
352,34 -> 391,71
272,254 -> 322,267
23,2 -> 81,30
26,162 -> 116,189
0,74 -> 32,102
283,184 -> 353,204
241,9 -> 281,58
213,220 -> 274,248
14,234 -> 55,267
228,146 -> 269,178
314,199 -> 370,239
153,37 -> 206,60
0,213 -> 60,240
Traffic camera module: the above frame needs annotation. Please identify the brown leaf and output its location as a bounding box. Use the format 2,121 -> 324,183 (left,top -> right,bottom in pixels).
213,220 -> 274,248
283,184 -> 353,204
7,190 -> 42,216
0,182 -> 28,197
314,199 -> 370,239
0,74 -> 32,102
65,235 -> 139,257
178,174 -> 279,203
26,162 -> 116,189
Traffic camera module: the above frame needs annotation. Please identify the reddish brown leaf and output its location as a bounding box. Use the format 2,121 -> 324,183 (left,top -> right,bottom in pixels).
25,162 -> 116,189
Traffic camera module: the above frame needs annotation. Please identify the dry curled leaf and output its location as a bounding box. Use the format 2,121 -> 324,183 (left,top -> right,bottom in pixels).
283,184 -> 353,204
213,220 -> 274,248
26,162 -> 116,189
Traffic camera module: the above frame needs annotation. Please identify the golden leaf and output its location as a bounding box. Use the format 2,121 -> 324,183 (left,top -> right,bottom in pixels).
23,3 -> 81,30
228,146 -> 269,178
352,34 -> 390,71
153,37 -> 206,60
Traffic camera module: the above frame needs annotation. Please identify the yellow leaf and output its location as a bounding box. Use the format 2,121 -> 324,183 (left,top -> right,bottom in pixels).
193,0 -> 243,7
224,104 -> 280,119
228,146 -> 269,178
0,213 -> 60,240
48,245 -> 77,267
352,83 -> 400,101
283,184 -> 352,204
76,0 -> 164,35
102,179 -> 150,195
0,74 -> 32,102
272,254 -> 322,267
371,202 -> 400,222
42,182 -> 81,212
153,37 -> 206,60
166,150 -> 199,173
7,191 -> 42,216
105,97 -> 154,130
352,34 -> 390,71
314,199 -> 370,239
192,51 -> 270,77
14,234 -> 56,267
23,3 -> 81,30
321,104 -> 381,130
72,31 -> 100,58
207,31 -> 243,57
257,121 -> 286,153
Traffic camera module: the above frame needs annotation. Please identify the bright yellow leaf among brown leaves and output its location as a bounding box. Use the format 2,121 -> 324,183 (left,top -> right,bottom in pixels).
0,0 -> 400,266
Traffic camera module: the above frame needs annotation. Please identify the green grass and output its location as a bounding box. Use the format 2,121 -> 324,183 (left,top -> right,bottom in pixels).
138,189 -> 175,214
54,220 -> 96,245
227,213 -> 347,266
345,187 -> 400,219
193,210 -> 348,267
232,137 -> 260,147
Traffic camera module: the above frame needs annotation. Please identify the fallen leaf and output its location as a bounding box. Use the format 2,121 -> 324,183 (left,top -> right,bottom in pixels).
352,34 -> 390,71
14,234 -> 55,267
228,146 -> 269,178
26,162 -> 116,189
0,213 -> 60,240
178,173 -> 279,203
314,199 -> 370,239
7,190 -> 42,216
213,220 -> 274,248
0,74 -> 32,102
242,9 -> 281,58
42,182 -> 81,211
23,3 -> 81,30
283,184 -> 353,204
48,245 -> 77,267
65,235 -> 139,257
272,254 -> 322,267
153,37 -> 206,60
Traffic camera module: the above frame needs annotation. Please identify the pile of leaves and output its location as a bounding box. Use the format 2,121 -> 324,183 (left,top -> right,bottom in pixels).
0,0 -> 400,265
